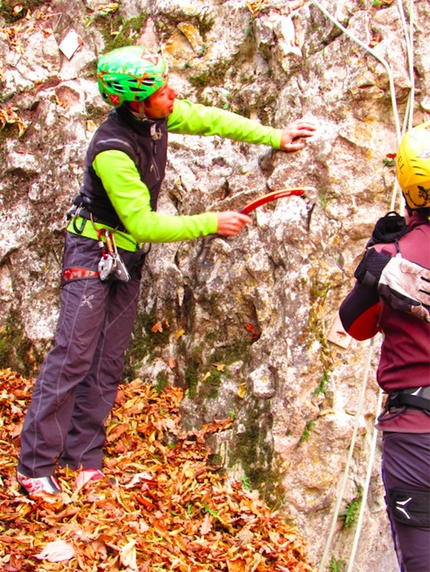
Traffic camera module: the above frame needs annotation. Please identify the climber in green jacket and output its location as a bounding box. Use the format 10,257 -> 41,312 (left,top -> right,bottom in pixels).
16,45 -> 316,499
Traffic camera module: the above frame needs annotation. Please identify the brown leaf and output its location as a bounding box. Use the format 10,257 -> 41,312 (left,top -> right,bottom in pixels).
106,423 -> 128,443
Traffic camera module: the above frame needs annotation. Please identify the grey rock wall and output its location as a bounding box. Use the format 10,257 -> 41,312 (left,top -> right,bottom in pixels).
1,0 -> 428,569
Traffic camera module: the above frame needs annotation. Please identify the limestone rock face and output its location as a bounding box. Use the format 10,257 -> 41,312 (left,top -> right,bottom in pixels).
1,1 -> 428,569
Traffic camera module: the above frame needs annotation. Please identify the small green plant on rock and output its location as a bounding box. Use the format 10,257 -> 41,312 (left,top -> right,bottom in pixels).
313,370 -> 329,397
328,555 -> 345,571
340,485 -> 363,529
319,189 -> 336,209
299,420 -> 316,444
241,475 -> 251,490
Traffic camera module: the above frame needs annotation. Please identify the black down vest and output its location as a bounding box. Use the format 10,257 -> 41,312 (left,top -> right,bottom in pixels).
75,105 -> 168,229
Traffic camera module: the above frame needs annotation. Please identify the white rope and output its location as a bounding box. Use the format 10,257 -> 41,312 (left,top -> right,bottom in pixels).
318,337 -> 375,572
397,0 -> 415,131
392,0 -> 415,212
311,1 -> 416,569
346,387 -> 384,572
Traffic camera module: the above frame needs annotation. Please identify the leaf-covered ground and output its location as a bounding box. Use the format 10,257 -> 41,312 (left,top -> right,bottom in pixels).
0,369 -> 316,571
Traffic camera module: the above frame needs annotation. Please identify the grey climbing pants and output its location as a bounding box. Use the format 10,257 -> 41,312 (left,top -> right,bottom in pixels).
382,432 -> 430,572
18,232 -> 145,476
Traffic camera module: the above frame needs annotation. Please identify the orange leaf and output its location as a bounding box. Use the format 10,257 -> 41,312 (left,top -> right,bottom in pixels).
151,321 -> 163,333
245,323 -> 261,340
227,557 -> 247,572
136,495 -> 155,510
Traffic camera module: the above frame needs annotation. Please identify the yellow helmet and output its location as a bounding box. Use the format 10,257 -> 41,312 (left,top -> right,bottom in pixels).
396,121 -> 430,209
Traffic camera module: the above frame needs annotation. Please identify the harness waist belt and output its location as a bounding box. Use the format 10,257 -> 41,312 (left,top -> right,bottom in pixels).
386,386 -> 430,413
68,205 -> 129,234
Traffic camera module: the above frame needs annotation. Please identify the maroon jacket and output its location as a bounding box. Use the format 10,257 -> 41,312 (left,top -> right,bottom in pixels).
339,212 -> 430,432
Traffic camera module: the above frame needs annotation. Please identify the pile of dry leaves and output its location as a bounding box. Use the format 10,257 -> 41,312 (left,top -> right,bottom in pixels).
0,369 -> 316,571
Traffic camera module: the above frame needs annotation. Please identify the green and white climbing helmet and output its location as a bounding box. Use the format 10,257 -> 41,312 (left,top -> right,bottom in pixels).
97,46 -> 169,107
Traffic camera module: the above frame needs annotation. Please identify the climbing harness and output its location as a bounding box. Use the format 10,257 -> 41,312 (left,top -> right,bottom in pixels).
195,187 -> 317,268
67,200 -> 129,234
61,229 -> 131,284
378,386 -> 430,421
61,267 -> 99,284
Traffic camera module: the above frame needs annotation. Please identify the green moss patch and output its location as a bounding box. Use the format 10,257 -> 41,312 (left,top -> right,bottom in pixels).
0,309 -> 40,375
88,10 -> 148,54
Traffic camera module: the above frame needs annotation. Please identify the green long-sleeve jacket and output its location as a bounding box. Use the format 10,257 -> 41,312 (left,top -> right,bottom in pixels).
68,98 -> 283,251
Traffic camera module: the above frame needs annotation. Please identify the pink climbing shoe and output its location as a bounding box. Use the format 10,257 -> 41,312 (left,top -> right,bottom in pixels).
74,468 -> 105,490
16,471 -> 62,497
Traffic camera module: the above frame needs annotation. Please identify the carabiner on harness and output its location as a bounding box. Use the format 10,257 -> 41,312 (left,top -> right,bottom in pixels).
97,228 -> 130,282
70,205 -> 86,234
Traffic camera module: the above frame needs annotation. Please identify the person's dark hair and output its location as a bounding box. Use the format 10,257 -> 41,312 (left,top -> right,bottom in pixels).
406,201 -> 430,220
415,206 -> 430,221
124,98 -> 151,111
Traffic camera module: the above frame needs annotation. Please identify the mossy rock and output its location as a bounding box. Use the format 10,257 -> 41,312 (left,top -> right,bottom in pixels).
88,11 -> 148,54
1,0 -> 46,24
0,309 -> 40,375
